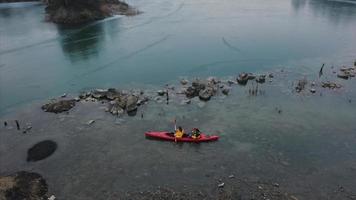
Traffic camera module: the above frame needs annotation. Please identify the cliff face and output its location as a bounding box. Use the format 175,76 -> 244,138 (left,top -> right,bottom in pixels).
45,0 -> 138,24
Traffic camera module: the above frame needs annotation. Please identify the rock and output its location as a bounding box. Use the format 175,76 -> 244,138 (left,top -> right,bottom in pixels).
180,79 -> 189,85
109,103 -> 124,115
185,86 -> 199,98
218,182 -> 225,188
157,90 -> 166,96
91,89 -> 108,99
268,73 -> 274,78
41,99 -> 76,113
247,73 -> 256,80
137,96 -> 149,106
227,80 -> 235,85
237,73 -> 249,85
0,171 -> 48,200
60,93 -> 67,98
207,76 -> 218,84
192,79 -> 206,91
295,79 -> 307,93
311,82 -> 316,86
256,75 -> 266,83
273,183 -> 280,187
310,88 -> 316,93
181,99 -> 191,105
79,91 -> 90,99
337,72 -> 349,79
27,140 -> 57,162
126,95 -> 138,112
26,125 -> 33,131
228,175 -> 235,179
87,120 -> 95,125
48,195 -> 56,200
106,88 -> 121,100
222,88 -> 230,95
199,87 -> 214,101
74,97 -> 80,102
322,81 -> 342,89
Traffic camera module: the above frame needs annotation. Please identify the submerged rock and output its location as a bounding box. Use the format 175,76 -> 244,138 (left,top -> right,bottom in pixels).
27,140 -> 57,162
322,81 -> 342,89
41,99 -> 76,113
0,171 -> 48,200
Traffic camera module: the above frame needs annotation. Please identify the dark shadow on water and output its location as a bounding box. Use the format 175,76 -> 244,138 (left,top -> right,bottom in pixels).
56,23 -> 105,63
27,140 -> 57,162
291,0 -> 356,24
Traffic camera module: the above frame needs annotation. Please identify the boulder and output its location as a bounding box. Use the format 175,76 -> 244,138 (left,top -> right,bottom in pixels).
106,88 -> 121,100
247,73 -> 256,80
337,72 -> 349,80
91,89 -> 108,99
185,86 -> 199,98
109,102 -> 124,115
180,79 -> 189,85
256,75 -> 266,83
222,88 -> 230,95
237,73 -> 249,85
157,90 -> 166,96
41,99 -> 76,113
192,79 -> 206,91
126,95 -> 138,112
199,87 -> 214,101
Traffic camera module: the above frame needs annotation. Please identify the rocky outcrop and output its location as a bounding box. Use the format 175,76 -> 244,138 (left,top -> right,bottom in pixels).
183,78 -> 218,101
45,0 -> 139,24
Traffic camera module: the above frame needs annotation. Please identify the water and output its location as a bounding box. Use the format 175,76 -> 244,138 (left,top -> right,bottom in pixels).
1,0 -> 356,113
1,0 -> 356,199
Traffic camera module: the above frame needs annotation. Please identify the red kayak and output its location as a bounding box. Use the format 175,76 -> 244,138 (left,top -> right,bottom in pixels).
145,131 -> 219,142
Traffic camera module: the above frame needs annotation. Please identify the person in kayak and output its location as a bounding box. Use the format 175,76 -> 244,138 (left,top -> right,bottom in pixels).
191,128 -> 201,139
173,119 -> 185,142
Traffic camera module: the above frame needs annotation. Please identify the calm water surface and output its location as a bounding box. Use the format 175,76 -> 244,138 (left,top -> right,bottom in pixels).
0,0 -> 356,199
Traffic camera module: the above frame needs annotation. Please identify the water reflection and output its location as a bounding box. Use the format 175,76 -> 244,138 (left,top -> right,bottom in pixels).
56,24 -> 105,63
292,0 -> 356,24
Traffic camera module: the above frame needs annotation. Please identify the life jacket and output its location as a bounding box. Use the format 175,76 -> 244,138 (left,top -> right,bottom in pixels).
175,129 -> 184,138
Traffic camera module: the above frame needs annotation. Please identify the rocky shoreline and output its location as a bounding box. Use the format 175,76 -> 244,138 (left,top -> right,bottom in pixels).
40,62 -> 356,117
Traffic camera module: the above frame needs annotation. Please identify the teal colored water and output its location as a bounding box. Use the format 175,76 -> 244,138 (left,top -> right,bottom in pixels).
1,0 -> 356,113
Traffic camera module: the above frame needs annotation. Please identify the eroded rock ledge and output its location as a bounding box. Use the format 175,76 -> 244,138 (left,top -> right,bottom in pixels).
45,0 -> 139,24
